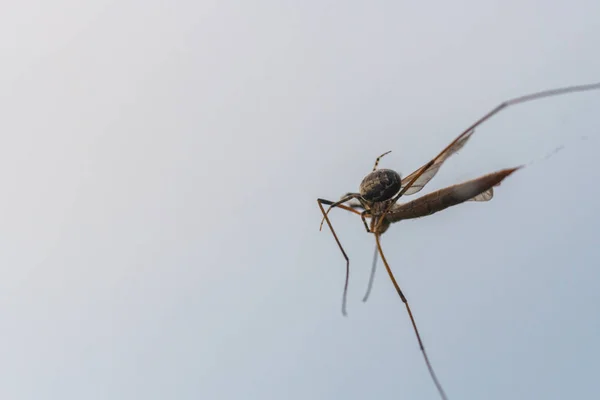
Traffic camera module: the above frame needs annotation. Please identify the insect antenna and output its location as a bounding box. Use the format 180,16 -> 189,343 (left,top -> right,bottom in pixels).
375,233 -> 448,400
372,150 -> 392,171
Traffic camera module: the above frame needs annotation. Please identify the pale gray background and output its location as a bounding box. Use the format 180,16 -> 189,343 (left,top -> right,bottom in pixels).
1,1 -> 599,399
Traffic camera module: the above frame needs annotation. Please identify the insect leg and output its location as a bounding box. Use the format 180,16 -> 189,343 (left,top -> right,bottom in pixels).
375,233 -> 448,400
317,198 -> 354,316
319,193 -> 363,231
361,244 -> 379,302
319,198 -> 371,233
317,198 -> 362,216
360,211 -> 371,233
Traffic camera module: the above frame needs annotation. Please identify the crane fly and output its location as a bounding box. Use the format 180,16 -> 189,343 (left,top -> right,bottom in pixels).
317,82 -> 600,400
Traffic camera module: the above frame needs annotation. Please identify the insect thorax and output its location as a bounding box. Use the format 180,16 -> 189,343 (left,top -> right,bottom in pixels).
369,200 -> 393,234
359,169 -> 402,202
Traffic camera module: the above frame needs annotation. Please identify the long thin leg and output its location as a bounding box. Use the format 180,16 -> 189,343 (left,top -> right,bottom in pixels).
375,233 -> 448,400
360,211 -> 371,233
374,81 -> 600,232
317,198 -> 352,316
373,150 -> 392,171
319,198 -> 372,233
346,200 -> 366,211
362,244 -> 379,302
318,199 -> 363,216
319,192 -> 362,231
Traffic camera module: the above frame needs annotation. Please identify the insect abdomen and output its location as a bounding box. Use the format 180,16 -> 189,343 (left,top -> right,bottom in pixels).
359,169 -> 402,202
385,167 -> 520,222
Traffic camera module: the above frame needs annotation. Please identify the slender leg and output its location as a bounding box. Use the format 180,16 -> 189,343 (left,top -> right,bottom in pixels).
375,234 -> 448,400
317,198 -> 352,316
360,211 -> 371,233
318,199 -> 363,216
319,193 -> 362,231
346,200 -> 366,211
319,199 -> 371,232
372,150 -> 392,171
361,244 -> 379,302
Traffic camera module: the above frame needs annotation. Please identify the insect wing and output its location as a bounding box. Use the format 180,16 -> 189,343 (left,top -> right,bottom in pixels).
401,129 -> 475,196
468,188 -> 493,201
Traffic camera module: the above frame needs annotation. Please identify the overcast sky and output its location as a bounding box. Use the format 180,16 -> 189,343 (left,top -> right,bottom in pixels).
1,1 -> 600,400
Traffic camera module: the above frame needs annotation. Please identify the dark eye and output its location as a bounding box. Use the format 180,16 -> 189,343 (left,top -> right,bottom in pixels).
359,169 -> 402,202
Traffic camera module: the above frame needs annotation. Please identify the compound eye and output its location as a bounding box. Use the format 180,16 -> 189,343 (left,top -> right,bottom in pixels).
359,169 -> 402,202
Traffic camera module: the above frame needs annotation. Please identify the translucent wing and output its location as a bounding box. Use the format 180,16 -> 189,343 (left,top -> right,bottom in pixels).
401,129 -> 475,196
468,173 -> 510,201
395,82 -> 600,199
468,187 -> 493,201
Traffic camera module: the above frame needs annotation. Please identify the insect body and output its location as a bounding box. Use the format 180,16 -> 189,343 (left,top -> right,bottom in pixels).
317,82 -> 600,400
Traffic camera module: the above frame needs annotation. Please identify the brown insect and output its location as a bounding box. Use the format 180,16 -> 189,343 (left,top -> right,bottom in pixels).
317,82 -> 600,400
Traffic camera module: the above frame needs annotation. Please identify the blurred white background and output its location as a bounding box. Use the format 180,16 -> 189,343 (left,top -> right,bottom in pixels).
1,1 -> 599,399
